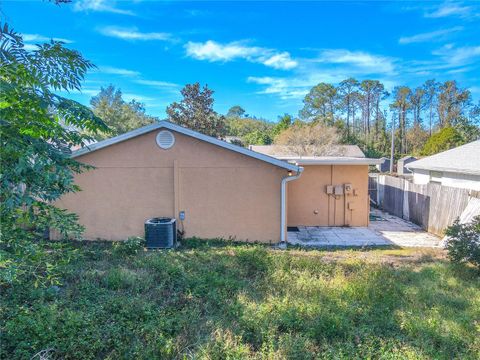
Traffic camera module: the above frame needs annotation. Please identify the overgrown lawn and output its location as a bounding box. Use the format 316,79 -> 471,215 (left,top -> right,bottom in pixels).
1,239 -> 479,359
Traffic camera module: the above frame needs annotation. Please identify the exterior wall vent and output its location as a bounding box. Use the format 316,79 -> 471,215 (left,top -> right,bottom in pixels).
156,130 -> 175,149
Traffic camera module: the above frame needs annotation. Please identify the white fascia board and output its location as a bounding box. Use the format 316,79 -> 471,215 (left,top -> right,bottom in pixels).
71,120 -> 300,172
281,157 -> 384,166
407,164 -> 480,176
71,123 -> 162,158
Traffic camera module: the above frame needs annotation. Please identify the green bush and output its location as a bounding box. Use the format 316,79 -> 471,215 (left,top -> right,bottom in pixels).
112,236 -> 145,256
445,216 -> 480,269
0,240 -> 79,288
1,25 -> 106,290
421,127 -> 464,155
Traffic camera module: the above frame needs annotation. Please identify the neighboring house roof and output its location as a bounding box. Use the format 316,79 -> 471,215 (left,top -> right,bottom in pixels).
273,156 -> 384,166
249,145 -> 384,166
71,121 -> 300,172
407,140 -> 480,176
70,139 -> 96,152
250,144 -> 366,158
224,136 -> 242,143
398,156 -> 417,161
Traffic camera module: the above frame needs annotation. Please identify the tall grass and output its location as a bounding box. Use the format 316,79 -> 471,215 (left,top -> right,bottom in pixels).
1,239 -> 479,359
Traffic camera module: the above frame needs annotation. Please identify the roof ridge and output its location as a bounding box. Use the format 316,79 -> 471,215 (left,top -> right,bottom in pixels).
407,140 -> 480,175
71,120 -> 299,172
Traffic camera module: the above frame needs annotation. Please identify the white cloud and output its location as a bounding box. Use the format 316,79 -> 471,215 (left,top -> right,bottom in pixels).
425,2 -> 473,18
74,0 -> 135,16
135,79 -> 179,88
98,26 -> 172,41
246,49 -> 400,101
247,76 -> 308,99
81,89 -> 101,96
56,88 -> 99,97
23,33 -> 73,44
247,70 -> 351,100
262,53 -> 298,70
122,93 -> 155,103
99,66 -> 141,77
315,49 -> 396,74
185,40 -> 258,61
448,46 -> 480,64
399,26 -> 463,44
447,67 -> 472,74
23,44 -> 38,51
433,44 -> 480,67
185,40 -> 297,70
95,67 -> 179,95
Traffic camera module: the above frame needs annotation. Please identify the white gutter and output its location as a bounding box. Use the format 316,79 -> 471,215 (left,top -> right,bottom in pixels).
406,164 -> 480,176
280,166 -> 304,244
279,157 -> 384,166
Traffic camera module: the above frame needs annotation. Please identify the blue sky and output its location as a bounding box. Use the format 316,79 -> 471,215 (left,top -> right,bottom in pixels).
2,0 -> 480,121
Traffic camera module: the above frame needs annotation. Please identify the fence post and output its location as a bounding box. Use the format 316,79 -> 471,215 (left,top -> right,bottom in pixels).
378,175 -> 384,208
376,174 -> 472,236
403,179 -> 409,221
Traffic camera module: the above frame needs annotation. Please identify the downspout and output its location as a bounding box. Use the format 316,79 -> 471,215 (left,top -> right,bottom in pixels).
280,166 -> 304,245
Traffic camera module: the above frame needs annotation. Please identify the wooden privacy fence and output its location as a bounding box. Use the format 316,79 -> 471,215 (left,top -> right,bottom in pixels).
370,174 -> 480,236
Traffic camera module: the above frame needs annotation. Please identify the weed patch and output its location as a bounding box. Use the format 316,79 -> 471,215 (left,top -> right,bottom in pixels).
1,239 -> 479,359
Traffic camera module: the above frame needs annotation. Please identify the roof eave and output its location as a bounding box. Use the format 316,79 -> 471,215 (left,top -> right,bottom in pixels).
71,121 -> 300,172
283,158 -> 384,166
407,165 -> 480,176
71,123 -> 162,158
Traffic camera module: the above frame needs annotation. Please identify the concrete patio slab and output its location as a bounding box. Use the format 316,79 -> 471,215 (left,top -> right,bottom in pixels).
287,209 -> 442,248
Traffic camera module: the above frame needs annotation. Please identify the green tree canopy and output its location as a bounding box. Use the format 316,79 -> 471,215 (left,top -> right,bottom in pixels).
272,113 -> 293,138
225,115 -> 274,145
243,130 -> 272,146
0,24 -> 107,243
90,85 -> 155,140
300,82 -> 337,124
226,105 -> 246,118
421,126 -> 464,155
166,82 -> 226,138
437,81 -> 471,127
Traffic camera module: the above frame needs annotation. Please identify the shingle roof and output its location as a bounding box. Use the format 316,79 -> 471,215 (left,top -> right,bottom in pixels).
398,155 -> 416,161
249,145 -> 366,158
71,121 -> 300,172
407,140 -> 480,175
249,145 -> 384,166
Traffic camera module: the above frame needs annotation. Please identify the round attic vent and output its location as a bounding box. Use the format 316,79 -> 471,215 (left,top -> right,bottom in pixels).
156,130 -> 175,149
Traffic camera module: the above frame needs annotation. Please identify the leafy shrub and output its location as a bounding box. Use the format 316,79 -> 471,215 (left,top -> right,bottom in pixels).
1,25 -> 106,288
421,126 -> 464,155
445,216 -> 480,269
113,237 -> 145,256
0,240 -> 79,288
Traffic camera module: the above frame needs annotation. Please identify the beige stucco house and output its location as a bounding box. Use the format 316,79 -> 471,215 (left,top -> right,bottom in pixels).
58,121 -> 382,243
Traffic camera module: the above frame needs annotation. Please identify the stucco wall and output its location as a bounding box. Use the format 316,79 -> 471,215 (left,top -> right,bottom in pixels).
287,165 -> 370,227
56,129 -> 288,242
